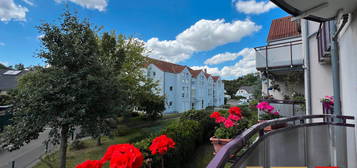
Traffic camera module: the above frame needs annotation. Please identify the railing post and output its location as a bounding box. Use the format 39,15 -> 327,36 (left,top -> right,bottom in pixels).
290,41 -> 293,67
259,129 -> 264,138
11,161 -> 15,168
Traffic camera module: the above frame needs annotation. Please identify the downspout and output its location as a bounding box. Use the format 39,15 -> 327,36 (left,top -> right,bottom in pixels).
302,19 -> 312,117
330,20 -> 341,116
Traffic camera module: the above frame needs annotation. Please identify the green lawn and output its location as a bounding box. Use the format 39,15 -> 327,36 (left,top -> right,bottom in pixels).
34,116 -> 178,168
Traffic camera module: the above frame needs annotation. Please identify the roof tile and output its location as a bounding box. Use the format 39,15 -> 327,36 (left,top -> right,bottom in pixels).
267,16 -> 301,41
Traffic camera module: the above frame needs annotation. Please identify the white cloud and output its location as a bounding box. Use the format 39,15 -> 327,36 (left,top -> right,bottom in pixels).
191,48 -> 256,79
145,19 -> 261,63
22,0 -> 34,6
55,0 -> 108,11
235,0 -> 276,14
220,48 -> 256,78
0,61 -> 9,66
204,48 -> 253,65
37,34 -> 44,39
0,42 -> 5,46
0,0 -> 28,22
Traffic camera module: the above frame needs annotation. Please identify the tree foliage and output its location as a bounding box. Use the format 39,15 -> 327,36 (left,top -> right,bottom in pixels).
0,10 -> 165,168
223,73 -> 262,99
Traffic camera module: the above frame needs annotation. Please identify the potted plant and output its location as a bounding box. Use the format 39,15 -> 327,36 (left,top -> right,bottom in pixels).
257,102 -> 285,130
321,96 -> 334,114
209,107 -> 249,153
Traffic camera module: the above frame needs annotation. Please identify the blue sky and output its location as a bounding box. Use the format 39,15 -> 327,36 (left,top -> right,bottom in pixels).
0,0 -> 288,79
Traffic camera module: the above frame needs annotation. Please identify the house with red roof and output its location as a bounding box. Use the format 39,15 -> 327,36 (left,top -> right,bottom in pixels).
144,58 -> 224,113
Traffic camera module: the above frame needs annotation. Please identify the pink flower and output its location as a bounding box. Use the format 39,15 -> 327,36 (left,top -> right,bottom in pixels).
228,114 -> 240,121
215,116 -> 226,123
256,102 -> 269,110
265,105 -> 275,112
224,119 -> 234,128
273,111 -> 279,116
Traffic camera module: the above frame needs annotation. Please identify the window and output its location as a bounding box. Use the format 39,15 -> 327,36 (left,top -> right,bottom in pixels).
182,87 -> 185,91
317,21 -> 332,62
170,86 -> 173,91
169,101 -> 172,106
182,93 -> 185,97
153,72 -> 156,76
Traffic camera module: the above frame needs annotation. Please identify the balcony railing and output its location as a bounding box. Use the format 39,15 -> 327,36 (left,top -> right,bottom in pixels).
207,114 -> 354,168
255,40 -> 303,70
259,99 -> 305,117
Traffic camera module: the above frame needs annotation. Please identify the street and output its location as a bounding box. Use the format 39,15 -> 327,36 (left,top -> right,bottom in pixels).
0,129 -> 55,168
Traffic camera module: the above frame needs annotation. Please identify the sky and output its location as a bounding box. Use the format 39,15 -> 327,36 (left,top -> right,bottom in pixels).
0,0 -> 288,80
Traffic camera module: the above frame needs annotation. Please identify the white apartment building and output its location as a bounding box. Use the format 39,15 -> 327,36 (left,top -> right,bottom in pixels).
143,58 -> 224,113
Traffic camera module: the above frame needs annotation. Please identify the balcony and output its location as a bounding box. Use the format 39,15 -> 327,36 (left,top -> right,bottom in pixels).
208,114 -> 355,168
255,40 -> 303,71
259,99 -> 305,117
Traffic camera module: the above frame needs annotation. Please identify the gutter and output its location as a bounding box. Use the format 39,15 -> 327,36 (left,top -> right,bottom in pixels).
302,19 -> 313,117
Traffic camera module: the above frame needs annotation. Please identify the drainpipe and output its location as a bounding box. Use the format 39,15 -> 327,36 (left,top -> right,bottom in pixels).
302,19 -> 312,117
330,20 -> 341,116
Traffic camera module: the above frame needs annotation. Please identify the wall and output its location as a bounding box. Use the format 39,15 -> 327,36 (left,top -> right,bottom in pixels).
337,10 -> 357,167
305,21 -> 334,116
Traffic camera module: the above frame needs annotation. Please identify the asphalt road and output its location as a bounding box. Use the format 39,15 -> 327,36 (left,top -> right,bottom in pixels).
0,128 -> 55,168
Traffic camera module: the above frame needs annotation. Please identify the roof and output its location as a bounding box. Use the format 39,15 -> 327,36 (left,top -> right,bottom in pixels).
0,70 -> 28,91
145,58 -> 186,74
238,86 -> 254,93
212,76 -> 220,81
267,16 -> 301,42
145,57 -> 222,80
189,69 -> 202,78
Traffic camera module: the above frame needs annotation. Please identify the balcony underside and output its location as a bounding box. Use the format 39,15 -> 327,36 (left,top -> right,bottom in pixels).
256,65 -> 304,73
271,0 -> 357,22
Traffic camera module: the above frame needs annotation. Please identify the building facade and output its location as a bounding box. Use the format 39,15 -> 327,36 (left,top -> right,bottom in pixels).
144,58 -> 224,113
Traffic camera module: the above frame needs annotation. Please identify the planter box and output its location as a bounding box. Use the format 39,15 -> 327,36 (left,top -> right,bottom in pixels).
210,137 -> 232,154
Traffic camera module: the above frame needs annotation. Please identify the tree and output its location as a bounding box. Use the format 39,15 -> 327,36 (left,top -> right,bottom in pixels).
0,11 -> 115,168
14,63 -> 25,70
223,73 -> 261,98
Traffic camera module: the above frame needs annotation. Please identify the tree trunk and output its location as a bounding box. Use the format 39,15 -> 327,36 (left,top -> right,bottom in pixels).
59,125 -> 69,168
96,136 -> 101,146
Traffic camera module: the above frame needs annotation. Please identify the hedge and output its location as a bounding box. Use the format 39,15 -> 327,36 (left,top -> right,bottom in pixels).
134,109 -> 216,168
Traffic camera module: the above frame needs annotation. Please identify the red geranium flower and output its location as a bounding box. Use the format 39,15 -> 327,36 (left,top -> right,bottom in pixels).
224,119 -> 234,128
228,107 -> 241,116
101,144 -> 143,168
215,116 -> 226,123
149,135 -> 175,155
210,111 -> 220,119
76,160 -> 103,168
228,114 -> 241,121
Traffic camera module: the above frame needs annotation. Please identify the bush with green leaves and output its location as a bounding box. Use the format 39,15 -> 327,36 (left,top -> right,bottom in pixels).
134,109 -> 216,168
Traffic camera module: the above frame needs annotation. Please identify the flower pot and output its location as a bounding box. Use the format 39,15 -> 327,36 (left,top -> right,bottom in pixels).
270,123 -> 287,130
210,137 -> 232,154
258,120 -> 287,131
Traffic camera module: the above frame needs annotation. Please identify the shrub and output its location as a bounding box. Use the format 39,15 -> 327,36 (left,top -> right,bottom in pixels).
180,109 -> 215,141
111,125 -> 132,137
70,139 -> 86,150
132,110 -> 217,168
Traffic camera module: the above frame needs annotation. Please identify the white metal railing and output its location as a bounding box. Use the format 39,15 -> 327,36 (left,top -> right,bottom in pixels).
255,40 -> 303,70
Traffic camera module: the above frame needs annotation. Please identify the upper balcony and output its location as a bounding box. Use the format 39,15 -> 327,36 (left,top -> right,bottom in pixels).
255,39 -> 303,71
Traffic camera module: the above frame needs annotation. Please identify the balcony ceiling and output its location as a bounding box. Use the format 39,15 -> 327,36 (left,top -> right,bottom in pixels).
271,0 -> 357,22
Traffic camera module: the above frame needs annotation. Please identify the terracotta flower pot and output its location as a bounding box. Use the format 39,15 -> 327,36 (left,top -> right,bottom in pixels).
210,137 -> 232,154
259,120 -> 287,131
